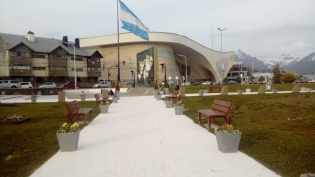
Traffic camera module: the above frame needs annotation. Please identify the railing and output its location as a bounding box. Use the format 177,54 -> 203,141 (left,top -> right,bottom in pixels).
49,70 -> 68,77
87,71 -> 101,77
10,69 -> 33,76
10,57 -> 32,65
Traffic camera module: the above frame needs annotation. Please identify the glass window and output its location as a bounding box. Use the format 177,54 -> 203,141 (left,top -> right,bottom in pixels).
33,67 -> 46,70
71,57 -> 83,61
50,54 -> 66,59
12,65 -> 30,69
11,51 -> 30,57
32,54 -> 46,58
71,68 -> 83,72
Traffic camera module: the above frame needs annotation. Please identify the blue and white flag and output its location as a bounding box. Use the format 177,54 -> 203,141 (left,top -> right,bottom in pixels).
119,0 -> 149,41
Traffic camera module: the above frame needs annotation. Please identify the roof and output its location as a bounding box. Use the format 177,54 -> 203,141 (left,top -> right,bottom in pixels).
0,33 -> 102,57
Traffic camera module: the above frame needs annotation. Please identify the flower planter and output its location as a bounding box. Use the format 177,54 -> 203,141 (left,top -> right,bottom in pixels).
56,130 -> 80,152
245,88 -> 251,93
237,90 -> 243,95
164,88 -> 170,95
31,96 -> 37,103
115,91 -> 120,100
203,89 -> 208,93
174,104 -> 184,115
156,94 -> 161,100
159,91 -> 164,95
154,90 -> 158,98
99,104 -> 109,113
112,97 -> 118,103
301,87 -> 306,91
165,100 -> 173,108
214,129 -> 241,153
272,89 -> 278,93
80,95 -> 86,101
198,91 -> 204,96
306,88 -> 311,92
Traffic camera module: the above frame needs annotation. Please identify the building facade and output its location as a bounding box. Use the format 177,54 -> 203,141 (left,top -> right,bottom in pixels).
0,31 -> 103,86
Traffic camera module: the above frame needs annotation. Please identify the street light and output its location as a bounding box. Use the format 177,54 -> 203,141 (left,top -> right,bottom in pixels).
64,42 -> 77,90
125,56 -> 133,82
218,28 -> 227,84
176,76 -> 178,85
177,54 -> 188,84
160,63 -> 166,85
103,52 -> 113,81
131,71 -> 135,87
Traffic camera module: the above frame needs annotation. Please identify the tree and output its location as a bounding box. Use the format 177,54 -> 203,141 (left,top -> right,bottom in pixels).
259,76 -> 265,83
272,63 -> 282,84
235,76 -> 241,84
249,76 -> 255,83
281,72 -> 297,83
223,77 -> 228,84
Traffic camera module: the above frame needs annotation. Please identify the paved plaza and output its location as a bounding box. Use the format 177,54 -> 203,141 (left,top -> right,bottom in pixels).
1,89 -> 283,177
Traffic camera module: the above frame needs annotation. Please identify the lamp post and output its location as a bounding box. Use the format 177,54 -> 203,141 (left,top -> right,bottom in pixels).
64,42 -> 77,90
218,28 -> 227,84
177,54 -> 188,84
125,56 -> 133,82
131,71 -> 135,87
103,52 -> 113,81
176,76 -> 178,85
160,63 -> 166,85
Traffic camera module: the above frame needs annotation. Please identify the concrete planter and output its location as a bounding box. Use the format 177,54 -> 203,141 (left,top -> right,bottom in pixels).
115,91 -> 120,100
245,88 -> 251,93
203,89 -> 208,93
198,91 -> 204,96
159,91 -> 164,95
56,130 -> 80,152
237,90 -> 243,95
156,94 -> 161,100
100,104 -> 109,113
154,90 -> 158,98
214,129 -> 241,153
306,88 -> 311,92
301,87 -> 306,91
112,97 -> 118,103
165,100 -> 173,108
272,89 -> 278,93
164,88 -> 170,94
174,104 -> 184,115
80,94 -> 86,101
31,96 -> 37,103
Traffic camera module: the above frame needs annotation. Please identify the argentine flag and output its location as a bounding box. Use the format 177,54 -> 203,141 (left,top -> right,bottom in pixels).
119,0 -> 149,41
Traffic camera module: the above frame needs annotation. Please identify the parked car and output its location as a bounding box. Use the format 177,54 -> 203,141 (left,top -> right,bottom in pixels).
301,78 -> 315,83
0,80 -> 21,88
61,81 -> 81,89
38,82 -> 57,88
227,80 -> 236,85
190,81 -> 199,85
160,81 -> 174,86
20,82 -> 33,88
93,81 -> 110,88
201,81 -> 211,85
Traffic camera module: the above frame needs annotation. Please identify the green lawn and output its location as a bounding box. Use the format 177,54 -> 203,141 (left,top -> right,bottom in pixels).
182,93 -> 315,177
1,88 -> 315,177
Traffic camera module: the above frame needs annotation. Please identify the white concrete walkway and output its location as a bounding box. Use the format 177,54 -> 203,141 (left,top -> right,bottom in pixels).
2,90 -> 280,177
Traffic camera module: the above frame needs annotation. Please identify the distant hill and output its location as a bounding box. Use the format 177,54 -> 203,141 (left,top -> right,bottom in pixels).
234,50 -> 315,75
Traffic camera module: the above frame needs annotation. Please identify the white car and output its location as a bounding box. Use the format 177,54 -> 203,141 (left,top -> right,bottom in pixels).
93,81 -> 110,88
20,82 -> 33,88
38,82 -> 57,88
201,81 -> 211,85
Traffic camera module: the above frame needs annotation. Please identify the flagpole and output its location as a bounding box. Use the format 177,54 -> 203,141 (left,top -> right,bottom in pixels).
117,0 -> 120,81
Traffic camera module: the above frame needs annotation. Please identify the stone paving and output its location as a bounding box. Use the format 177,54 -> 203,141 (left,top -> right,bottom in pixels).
1,89 -> 281,177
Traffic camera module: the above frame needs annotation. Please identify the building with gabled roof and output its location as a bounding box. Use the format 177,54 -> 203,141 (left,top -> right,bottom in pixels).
0,31 -> 103,85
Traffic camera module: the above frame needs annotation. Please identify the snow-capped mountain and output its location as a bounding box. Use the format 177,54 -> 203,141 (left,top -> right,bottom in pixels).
234,49 -> 268,70
264,54 -> 300,68
284,52 -> 315,74
234,50 -> 315,75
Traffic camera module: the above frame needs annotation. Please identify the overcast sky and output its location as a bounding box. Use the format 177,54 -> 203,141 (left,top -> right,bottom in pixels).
1,0 -> 314,61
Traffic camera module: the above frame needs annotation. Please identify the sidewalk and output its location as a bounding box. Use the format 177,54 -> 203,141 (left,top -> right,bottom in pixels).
12,90 -> 281,177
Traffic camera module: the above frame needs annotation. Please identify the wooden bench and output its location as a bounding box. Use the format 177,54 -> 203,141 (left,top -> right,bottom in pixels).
165,91 -> 178,102
209,85 -> 222,92
65,100 -> 93,125
94,94 -> 107,108
197,99 -> 232,129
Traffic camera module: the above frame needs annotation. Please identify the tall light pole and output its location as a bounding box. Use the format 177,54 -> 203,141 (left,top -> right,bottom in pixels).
177,54 -> 188,84
218,28 -> 227,84
125,56 -> 133,82
103,52 -> 113,81
64,42 -> 77,90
